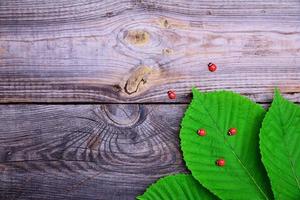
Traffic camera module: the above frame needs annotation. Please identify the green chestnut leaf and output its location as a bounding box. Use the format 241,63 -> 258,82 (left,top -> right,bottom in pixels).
137,174 -> 217,200
180,88 -> 273,200
260,89 -> 300,199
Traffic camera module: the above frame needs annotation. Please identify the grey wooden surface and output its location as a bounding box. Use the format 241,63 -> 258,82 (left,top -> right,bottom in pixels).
0,0 -> 299,199
0,104 -> 187,200
0,0 -> 299,103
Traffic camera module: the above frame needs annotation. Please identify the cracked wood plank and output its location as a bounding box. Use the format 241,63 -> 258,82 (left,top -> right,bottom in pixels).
0,0 -> 300,103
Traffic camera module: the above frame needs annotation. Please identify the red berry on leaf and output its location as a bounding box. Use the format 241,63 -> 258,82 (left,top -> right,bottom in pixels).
216,159 -> 225,167
197,129 -> 206,136
228,128 -> 237,136
167,90 -> 176,99
208,63 -> 217,72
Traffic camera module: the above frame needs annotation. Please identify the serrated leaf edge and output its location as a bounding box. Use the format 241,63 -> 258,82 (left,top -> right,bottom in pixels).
259,89 -> 300,198
136,173 -> 190,200
180,88 -> 270,200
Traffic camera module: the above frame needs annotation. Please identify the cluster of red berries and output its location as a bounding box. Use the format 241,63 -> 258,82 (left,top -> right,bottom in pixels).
167,63 -> 217,100
197,127 -> 237,167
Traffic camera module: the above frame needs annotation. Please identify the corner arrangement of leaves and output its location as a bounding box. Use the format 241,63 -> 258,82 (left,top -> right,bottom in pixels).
138,88 -> 300,200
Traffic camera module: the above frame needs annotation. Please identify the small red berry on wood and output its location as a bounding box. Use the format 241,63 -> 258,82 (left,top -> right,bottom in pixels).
228,128 -> 237,136
208,63 -> 217,72
197,129 -> 206,136
216,159 -> 225,167
167,90 -> 176,99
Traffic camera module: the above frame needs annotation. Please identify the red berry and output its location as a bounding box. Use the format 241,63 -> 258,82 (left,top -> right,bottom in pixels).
197,129 -> 206,136
208,63 -> 217,72
228,128 -> 237,136
167,90 -> 176,99
216,159 -> 225,167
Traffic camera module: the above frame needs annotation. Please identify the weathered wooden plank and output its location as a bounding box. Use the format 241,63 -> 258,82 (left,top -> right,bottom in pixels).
0,103 -> 275,199
0,102 -> 286,199
0,104 -> 188,200
0,0 -> 300,103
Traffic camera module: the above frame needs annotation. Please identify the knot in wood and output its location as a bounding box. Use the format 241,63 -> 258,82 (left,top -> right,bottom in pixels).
124,30 -> 150,46
103,104 -> 141,127
163,19 -> 170,28
162,48 -> 173,55
124,65 -> 152,95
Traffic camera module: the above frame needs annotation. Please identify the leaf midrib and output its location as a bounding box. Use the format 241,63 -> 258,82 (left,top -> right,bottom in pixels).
197,94 -> 270,200
276,99 -> 300,192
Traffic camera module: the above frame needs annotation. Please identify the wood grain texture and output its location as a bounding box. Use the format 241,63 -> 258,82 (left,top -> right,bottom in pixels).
0,103 -> 274,200
0,0 -> 299,103
0,104 -> 187,200
1,1 -> 300,199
